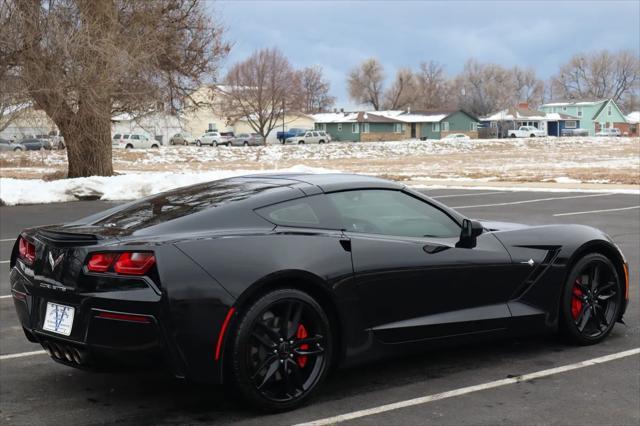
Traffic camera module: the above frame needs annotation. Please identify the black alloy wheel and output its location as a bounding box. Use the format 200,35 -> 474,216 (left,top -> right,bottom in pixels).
561,253 -> 622,345
229,289 -> 332,411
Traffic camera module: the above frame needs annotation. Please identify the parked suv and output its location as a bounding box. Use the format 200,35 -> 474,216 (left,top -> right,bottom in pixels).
285,130 -> 331,144
231,133 -> 265,147
195,131 -> 233,147
595,128 -> 621,137
112,133 -> 159,149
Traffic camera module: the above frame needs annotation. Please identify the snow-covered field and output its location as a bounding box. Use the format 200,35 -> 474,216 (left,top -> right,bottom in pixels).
0,136 -> 638,205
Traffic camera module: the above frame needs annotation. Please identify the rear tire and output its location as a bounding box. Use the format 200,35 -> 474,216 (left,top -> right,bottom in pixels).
298,141 -> 305,145
13,147 -> 23,151
228,288 -> 332,412
560,253 -> 622,345
196,140 -> 202,147
125,144 -> 133,149
244,141 -> 249,146
213,141 -> 218,147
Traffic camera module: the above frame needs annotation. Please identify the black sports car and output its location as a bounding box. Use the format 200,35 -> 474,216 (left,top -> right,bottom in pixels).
10,173 -> 629,411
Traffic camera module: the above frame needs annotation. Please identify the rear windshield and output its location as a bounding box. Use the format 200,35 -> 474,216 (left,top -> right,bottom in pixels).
94,179 -> 280,231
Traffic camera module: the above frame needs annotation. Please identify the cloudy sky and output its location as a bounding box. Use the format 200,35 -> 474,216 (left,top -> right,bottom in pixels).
214,0 -> 640,107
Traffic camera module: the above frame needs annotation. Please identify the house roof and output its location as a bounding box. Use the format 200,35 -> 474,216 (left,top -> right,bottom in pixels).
481,106 -> 578,122
312,112 -> 402,124
626,111 -> 640,124
0,103 -> 31,118
375,109 -> 478,123
541,99 -> 607,107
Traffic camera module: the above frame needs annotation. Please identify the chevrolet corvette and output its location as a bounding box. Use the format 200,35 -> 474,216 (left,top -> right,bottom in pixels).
10,173 -> 629,411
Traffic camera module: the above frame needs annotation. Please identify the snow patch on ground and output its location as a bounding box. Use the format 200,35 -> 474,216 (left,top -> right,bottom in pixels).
0,165 -> 339,206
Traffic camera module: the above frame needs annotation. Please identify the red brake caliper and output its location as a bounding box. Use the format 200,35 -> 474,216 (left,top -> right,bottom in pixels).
296,324 -> 308,368
571,279 -> 583,320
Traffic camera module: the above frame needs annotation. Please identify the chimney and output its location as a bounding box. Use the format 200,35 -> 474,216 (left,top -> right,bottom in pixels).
407,106 -> 411,114
517,102 -> 529,109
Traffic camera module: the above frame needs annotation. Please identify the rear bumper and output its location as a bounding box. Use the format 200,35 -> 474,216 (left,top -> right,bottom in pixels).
10,265 -> 185,377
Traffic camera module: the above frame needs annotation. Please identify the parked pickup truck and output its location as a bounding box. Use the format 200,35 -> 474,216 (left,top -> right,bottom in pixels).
276,128 -> 309,144
508,126 -> 546,138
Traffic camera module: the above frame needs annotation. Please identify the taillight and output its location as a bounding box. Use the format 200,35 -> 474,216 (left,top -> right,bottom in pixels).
113,252 -> 155,275
86,252 -> 155,276
87,253 -> 118,272
18,237 -> 36,264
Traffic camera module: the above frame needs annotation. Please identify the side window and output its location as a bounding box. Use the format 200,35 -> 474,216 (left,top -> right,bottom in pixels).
326,190 -> 460,238
306,132 -> 312,137
256,195 -> 333,229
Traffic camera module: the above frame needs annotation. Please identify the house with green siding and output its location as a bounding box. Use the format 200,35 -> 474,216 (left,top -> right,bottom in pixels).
539,99 -> 627,136
313,110 -> 479,141
313,112 -> 406,142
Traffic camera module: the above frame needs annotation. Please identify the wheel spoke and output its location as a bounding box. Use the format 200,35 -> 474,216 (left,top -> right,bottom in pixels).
251,331 -> 276,349
256,357 -> 280,389
280,301 -> 294,338
596,305 -> 609,329
590,264 -> 600,291
294,334 -> 324,348
288,302 -> 303,339
285,358 -> 305,393
251,354 -> 278,381
255,320 -> 281,342
294,346 -> 324,356
577,306 -> 592,332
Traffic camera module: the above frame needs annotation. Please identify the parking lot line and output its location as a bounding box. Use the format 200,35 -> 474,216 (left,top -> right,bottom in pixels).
554,205 -> 640,217
293,347 -> 640,426
0,260 -> 9,264
0,350 -> 46,361
431,191 -> 505,199
0,238 -> 16,242
0,295 -> 11,299
452,193 -> 614,209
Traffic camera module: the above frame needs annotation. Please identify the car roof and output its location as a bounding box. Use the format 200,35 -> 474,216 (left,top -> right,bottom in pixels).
239,173 -> 403,193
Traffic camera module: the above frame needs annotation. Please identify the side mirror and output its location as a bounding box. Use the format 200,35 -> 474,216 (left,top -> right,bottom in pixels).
457,219 -> 484,248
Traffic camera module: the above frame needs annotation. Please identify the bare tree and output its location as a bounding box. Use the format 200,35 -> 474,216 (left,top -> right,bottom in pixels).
414,61 -> 453,110
299,65 -> 335,114
221,48 -> 300,139
0,0 -> 229,177
383,68 -> 416,110
551,50 -> 640,111
347,58 -> 385,110
452,59 -> 515,116
511,66 -> 545,108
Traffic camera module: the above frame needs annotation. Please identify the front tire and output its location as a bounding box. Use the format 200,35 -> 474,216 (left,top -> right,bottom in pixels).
228,288 -> 332,412
560,253 -> 623,345
196,140 -> 202,147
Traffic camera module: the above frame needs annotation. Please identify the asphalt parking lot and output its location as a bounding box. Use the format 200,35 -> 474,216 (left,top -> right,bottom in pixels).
1,188 -> 638,425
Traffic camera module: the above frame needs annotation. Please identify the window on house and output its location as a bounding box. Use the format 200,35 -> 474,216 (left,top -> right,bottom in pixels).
471,122 -> 478,131
317,123 -> 326,131
363,123 -> 370,133
562,106 -> 567,111
352,123 -> 359,133
432,123 -> 440,132
337,123 -> 342,131
208,123 -> 217,131
577,107 -> 583,117
608,105 -> 612,116
393,123 -> 403,133
565,121 -> 577,129
490,122 -> 497,129
442,122 -> 450,132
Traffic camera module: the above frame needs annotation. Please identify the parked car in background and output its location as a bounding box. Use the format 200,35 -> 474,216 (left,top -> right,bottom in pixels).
169,132 -> 194,145
195,131 -> 233,147
0,138 -> 25,151
285,130 -> 331,144
18,137 -> 52,150
561,128 -> 589,137
112,133 -> 159,149
230,133 -> 265,147
508,126 -> 546,138
443,133 -> 471,141
276,127 -> 309,143
595,128 -> 621,137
